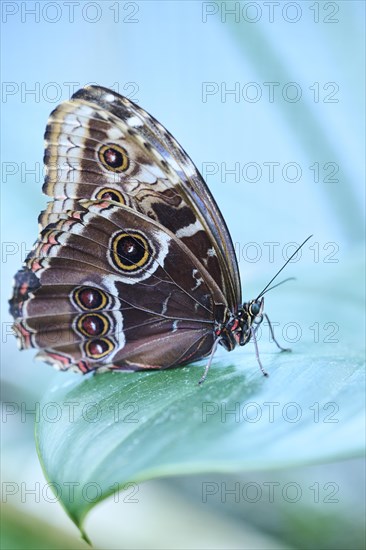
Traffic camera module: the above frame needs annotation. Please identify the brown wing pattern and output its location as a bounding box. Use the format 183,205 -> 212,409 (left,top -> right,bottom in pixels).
10,86 -> 239,373
10,201 -> 226,372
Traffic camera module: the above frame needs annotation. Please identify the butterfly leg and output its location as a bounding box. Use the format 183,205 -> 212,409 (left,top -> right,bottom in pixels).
264,314 -> 291,353
250,327 -> 269,377
198,337 -> 222,385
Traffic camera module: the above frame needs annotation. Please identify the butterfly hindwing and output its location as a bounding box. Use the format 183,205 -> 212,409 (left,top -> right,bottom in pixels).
11,199 -> 227,372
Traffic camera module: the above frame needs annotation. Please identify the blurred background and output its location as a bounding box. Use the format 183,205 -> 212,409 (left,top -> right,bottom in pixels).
1,1 -> 365,548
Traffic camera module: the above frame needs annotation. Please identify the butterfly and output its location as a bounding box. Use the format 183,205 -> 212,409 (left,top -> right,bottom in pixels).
9,85 -> 308,383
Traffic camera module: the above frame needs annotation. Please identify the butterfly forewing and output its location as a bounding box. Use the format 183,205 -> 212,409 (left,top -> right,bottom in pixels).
42,85 -> 240,308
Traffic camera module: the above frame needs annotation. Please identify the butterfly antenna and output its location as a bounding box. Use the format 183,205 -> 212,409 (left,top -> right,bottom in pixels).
259,277 -> 296,297
256,235 -> 312,300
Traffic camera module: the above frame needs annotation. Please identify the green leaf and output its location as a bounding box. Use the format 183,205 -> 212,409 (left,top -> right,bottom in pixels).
35,356 -> 364,534
36,254 -> 365,535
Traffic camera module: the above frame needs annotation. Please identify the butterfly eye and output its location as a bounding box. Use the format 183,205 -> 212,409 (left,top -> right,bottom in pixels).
98,144 -> 129,172
84,337 -> 114,359
250,302 -> 261,317
73,287 -> 108,311
110,231 -> 152,272
76,313 -> 110,337
95,188 -> 125,204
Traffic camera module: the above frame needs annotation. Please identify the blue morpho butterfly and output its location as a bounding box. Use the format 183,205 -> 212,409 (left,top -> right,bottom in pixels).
9,86 -> 310,383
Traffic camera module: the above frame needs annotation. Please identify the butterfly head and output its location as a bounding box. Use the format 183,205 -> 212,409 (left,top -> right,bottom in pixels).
236,297 -> 264,346
217,298 -> 264,352
227,236 -> 313,352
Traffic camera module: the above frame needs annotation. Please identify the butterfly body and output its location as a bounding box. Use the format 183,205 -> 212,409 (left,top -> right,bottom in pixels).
9,85 -> 278,377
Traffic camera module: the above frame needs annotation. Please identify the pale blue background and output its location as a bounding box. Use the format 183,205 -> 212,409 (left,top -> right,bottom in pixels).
1,1 -> 365,547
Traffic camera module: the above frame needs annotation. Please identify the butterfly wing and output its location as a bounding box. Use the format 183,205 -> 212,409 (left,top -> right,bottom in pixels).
10,86 -> 240,372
